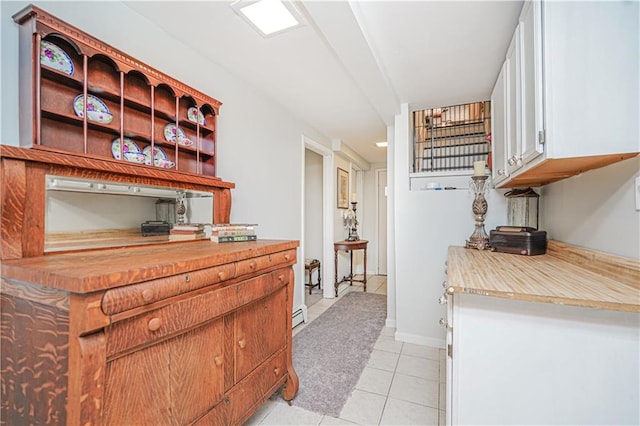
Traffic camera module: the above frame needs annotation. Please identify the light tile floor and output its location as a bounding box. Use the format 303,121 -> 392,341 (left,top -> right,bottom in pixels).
245,276 -> 446,426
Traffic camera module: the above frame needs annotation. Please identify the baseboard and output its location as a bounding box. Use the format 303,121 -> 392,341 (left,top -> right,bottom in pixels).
385,318 -> 397,328
292,305 -> 305,328
394,331 -> 446,349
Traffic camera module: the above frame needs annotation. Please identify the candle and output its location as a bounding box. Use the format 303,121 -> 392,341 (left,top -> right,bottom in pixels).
351,193 -> 357,203
473,160 -> 486,176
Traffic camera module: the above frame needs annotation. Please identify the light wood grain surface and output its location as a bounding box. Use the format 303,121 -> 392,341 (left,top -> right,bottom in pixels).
447,242 -> 639,312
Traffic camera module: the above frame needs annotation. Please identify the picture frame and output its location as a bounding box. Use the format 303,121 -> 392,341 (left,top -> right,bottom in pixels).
337,167 -> 349,209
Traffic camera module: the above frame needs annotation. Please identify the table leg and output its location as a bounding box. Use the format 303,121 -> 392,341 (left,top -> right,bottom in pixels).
363,246 -> 368,292
334,248 -> 339,297
349,250 -> 354,286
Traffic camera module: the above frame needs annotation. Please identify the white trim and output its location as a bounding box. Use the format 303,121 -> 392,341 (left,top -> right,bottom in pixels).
375,167 -> 387,275
394,331 -> 446,349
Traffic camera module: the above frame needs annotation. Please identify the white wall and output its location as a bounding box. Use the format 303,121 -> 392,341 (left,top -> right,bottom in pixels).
0,0 -> 332,314
541,156 -> 640,259
393,104 -> 508,347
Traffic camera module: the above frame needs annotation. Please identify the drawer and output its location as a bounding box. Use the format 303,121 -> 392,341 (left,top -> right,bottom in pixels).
106,270 -> 288,357
235,249 -> 296,277
102,262 -> 236,315
227,349 -> 288,425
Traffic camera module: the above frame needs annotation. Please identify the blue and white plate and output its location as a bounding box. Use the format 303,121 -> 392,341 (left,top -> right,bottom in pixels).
40,40 -> 74,75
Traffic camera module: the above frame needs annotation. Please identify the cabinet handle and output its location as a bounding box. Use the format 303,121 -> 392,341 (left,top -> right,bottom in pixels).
508,156 -> 516,166
516,157 -> 523,167
238,338 -> 246,349
439,318 -> 449,328
273,367 -> 280,376
498,169 -> 506,176
185,274 -> 190,283
217,271 -> 226,280
214,355 -> 223,366
442,280 -> 447,288
141,289 -> 154,302
438,295 -> 447,305
277,274 -> 285,282
148,317 -> 162,332
249,261 -> 256,270
284,253 -> 290,260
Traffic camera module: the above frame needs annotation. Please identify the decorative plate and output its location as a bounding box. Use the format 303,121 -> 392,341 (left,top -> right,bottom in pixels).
143,145 -> 175,169
40,40 -> 74,76
163,123 -> 193,146
111,138 -> 142,160
73,94 -> 113,124
187,107 -> 206,125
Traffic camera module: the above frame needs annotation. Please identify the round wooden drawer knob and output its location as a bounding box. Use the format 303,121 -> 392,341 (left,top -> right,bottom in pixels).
141,289 -> 154,302
238,338 -> 246,349
217,271 -> 225,280
214,355 -> 223,366
249,262 -> 256,270
273,367 -> 280,376
148,317 -> 162,332
277,274 -> 285,282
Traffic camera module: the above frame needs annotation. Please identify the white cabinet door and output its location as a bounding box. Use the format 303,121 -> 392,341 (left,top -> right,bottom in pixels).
518,0 -> 544,164
490,64 -> 508,185
542,1 -> 639,158
505,27 -> 523,175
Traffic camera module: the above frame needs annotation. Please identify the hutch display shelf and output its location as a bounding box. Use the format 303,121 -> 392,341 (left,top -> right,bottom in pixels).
14,5 -> 221,177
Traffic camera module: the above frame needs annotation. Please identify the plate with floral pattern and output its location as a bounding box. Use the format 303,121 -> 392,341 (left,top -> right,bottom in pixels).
187,107 -> 206,125
73,94 -> 113,124
163,123 -> 193,146
143,145 -> 175,169
40,40 -> 74,76
111,138 -> 142,160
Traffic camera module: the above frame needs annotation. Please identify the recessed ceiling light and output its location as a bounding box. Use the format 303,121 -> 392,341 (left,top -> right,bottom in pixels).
376,142 -> 388,148
231,0 -> 304,37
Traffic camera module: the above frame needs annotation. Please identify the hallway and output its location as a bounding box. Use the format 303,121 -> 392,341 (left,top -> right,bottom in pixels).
246,276 -> 447,425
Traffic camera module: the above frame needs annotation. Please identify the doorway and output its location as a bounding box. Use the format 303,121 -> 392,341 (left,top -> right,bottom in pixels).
377,169 -> 387,275
304,149 -> 323,308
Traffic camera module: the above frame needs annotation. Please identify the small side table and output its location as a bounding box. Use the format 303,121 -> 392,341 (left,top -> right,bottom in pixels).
304,259 -> 321,294
333,240 -> 368,297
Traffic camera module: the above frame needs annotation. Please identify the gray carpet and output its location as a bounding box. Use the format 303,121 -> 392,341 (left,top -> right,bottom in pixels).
289,292 -> 387,417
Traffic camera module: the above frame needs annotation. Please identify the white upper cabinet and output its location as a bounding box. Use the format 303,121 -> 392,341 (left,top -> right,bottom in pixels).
491,0 -> 639,188
491,64 -> 508,185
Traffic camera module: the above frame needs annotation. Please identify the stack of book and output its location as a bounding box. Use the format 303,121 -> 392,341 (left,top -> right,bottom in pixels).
211,224 -> 258,243
169,223 -> 206,241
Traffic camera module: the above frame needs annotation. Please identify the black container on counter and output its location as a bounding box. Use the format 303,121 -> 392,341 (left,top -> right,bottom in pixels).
489,226 -> 547,256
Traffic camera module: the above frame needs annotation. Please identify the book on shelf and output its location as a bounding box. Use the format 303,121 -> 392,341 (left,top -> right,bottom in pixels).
169,231 -> 207,241
211,234 -> 258,243
172,223 -> 206,232
211,229 -> 256,237
212,223 -> 258,231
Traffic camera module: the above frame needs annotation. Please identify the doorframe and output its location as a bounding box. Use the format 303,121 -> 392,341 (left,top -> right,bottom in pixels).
375,167 -> 388,275
301,135 -> 335,308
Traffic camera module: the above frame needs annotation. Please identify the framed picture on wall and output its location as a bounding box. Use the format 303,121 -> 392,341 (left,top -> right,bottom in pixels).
337,167 -> 349,209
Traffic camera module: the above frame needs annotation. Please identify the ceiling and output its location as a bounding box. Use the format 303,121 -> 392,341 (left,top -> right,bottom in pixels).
123,1 -> 523,165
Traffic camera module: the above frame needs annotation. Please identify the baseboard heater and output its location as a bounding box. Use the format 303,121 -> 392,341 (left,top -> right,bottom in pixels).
292,307 -> 304,328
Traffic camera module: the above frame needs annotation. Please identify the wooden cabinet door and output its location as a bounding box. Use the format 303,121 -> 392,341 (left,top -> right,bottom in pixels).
104,319 -> 225,425
103,340 -> 172,425
171,319 -> 225,425
234,286 -> 287,381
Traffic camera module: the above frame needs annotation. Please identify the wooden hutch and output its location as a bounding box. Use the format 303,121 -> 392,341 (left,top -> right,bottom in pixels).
1,5 -> 299,425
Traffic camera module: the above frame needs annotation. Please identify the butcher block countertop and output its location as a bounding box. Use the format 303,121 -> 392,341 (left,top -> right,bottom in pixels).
447,241 -> 640,313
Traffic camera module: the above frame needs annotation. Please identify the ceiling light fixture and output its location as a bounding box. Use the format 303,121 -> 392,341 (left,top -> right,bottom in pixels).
376,142 -> 388,148
231,0 -> 304,37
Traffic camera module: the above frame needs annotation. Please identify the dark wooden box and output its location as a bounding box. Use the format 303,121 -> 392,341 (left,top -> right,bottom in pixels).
490,227 -> 547,256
